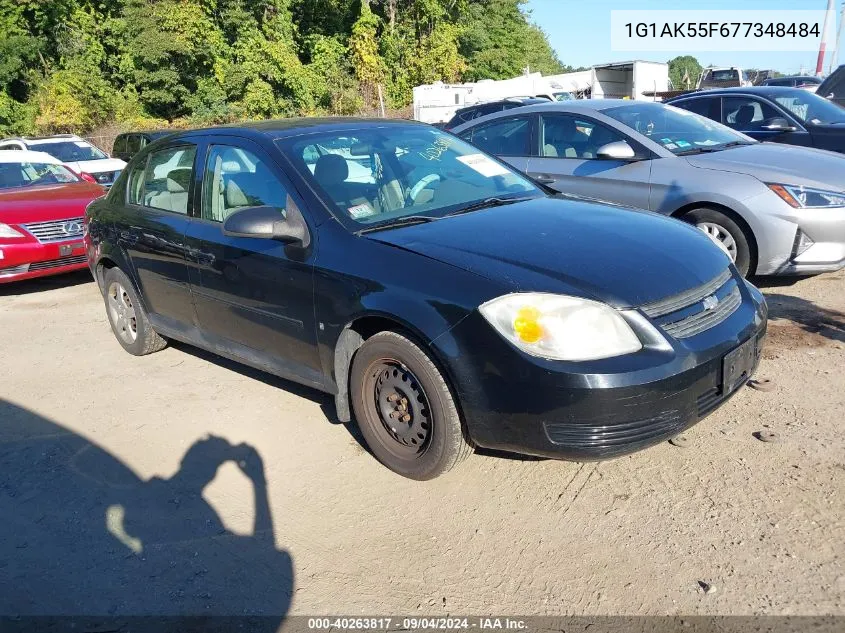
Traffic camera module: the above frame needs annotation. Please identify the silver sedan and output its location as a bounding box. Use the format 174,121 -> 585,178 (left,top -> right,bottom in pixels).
451,100 -> 845,277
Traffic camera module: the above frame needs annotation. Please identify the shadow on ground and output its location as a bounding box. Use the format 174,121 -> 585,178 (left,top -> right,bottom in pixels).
0,270 -> 94,296
764,293 -> 845,346
0,399 -> 292,628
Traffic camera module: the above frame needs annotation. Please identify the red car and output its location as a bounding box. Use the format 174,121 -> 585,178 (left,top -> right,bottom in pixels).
0,150 -> 104,283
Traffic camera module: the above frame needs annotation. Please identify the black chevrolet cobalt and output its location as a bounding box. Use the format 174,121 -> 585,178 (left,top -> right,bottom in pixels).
85,119 -> 767,479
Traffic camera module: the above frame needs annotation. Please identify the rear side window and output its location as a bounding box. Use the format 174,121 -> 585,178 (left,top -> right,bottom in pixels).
460,116 -> 530,156
674,97 -> 720,122
127,135 -> 143,154
127,145 -> 196,214
112,135 -> 126,156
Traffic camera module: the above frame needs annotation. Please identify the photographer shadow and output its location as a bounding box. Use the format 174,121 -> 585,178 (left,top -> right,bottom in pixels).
0,399 -> 292,630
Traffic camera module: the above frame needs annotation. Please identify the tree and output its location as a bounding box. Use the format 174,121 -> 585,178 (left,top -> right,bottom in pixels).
668,55 -> 702,90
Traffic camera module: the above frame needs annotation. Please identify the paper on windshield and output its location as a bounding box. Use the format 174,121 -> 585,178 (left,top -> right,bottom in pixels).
456,154 -> 510,178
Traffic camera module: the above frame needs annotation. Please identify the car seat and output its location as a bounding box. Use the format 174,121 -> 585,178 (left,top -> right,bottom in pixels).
148,168 -> 191,213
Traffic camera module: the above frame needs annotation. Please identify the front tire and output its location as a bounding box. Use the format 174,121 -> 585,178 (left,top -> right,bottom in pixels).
103,267 -> 167,356
681,207 -> 753,277
350,331 -> 472,480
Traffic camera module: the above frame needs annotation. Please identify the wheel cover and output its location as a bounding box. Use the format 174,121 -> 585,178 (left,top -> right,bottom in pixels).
107,281 -> 138,344
696,222 -> 737,261
368,359 -> 432,459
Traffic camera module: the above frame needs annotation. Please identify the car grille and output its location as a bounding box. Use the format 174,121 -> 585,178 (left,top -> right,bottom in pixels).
0,263 -> 31,278
92,170 -> 120,185
640,269 -> 740,339
28,255 -> 87,271
543,410 -> 687,450
22,217 -> 85,244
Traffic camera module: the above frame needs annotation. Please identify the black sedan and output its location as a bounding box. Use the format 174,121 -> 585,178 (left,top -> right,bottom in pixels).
667,86 -> 845,153
84,119 -> 767,479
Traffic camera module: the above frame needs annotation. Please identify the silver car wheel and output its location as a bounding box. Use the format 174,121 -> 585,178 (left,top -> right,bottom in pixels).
107,281 -> 138,344
697,222 -> 737,261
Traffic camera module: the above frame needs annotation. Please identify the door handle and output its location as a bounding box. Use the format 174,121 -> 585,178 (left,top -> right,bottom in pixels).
534,175 -> 556,184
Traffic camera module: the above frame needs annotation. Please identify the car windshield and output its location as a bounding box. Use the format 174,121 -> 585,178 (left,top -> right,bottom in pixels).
0,161 -> 80,190
282,125 -> 540,227
30,140 -> 108,162
771,89 -> 845,124
604,102 -> 752,154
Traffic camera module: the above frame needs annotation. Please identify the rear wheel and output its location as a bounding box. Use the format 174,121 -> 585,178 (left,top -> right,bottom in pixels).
103,267 -> 167,356
681,207 -> 753,277
350,331 -> 471,480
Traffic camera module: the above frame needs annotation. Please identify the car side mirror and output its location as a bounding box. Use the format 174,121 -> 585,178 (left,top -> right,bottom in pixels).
222,204 -> 310,247
596,141 -> 637,160
760,117 -> 796,132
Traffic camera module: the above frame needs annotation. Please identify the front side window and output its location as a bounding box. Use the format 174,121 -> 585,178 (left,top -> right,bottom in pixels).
772,89 -> 845,125
202,145 -> 287,222
0,162 -> 80,190
540,114 -> 625,158
29,140 -> 108,162
129,145 -> 196,214
281,125 -> 539,227
603,102 -> 752,154
722,97 -> 780,130
460,116 -> 530,156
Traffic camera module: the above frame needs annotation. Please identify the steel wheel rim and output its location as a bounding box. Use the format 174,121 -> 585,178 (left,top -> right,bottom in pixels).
366,359 -> 432,460
107,281 -> 138,344
697,222 -> 737,261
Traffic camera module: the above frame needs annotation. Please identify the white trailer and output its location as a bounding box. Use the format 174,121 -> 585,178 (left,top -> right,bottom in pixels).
590,61 -> 669,100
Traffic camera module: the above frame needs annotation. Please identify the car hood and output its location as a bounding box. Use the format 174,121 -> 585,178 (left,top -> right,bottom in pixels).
64,158 -> 126,174
367,197 -> 731,308
684,143 -> 845,191
0,182 -> 105,224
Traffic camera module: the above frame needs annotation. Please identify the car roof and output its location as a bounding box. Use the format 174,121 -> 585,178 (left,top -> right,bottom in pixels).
117,130 -> 175,139
668,86 -> 815,100
0,149 -> 62,164
166,117 -> 428,142
478,99 -> 643,114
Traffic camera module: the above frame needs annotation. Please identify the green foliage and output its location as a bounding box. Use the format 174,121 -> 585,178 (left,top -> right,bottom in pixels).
668,55 -> 702,90
0,0 -> 570,134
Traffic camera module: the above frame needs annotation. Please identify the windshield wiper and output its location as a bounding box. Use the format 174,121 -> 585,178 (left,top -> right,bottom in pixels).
676,140 -> 751,155
356,215 -> 439,234
446,195 -> 537,217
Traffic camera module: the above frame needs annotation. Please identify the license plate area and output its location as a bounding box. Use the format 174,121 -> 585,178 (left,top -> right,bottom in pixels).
722,337 -> 757,394
59,242 -> 85,257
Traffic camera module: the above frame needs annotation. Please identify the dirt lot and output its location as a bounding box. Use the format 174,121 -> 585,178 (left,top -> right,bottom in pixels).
0,269 -> 843,617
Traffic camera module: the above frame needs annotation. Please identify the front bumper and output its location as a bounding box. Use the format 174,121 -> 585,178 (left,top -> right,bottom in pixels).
750,200 -> 845,275
435,283 -> 767,460
0,238 -> 88,284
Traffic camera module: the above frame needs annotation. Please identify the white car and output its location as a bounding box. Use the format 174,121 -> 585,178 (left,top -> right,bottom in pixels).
0,134 -> 126,187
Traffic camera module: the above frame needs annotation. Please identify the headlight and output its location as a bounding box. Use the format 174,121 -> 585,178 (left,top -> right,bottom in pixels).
0,223 -> 25,239
479,293 -> 643,361
768,183 -> 845,208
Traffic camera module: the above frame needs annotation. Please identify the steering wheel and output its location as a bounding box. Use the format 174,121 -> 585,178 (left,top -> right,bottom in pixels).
404,174 -> 441,206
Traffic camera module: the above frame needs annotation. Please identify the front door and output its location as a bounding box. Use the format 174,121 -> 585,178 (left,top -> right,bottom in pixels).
184,138 -> 323,388
526,113 -> 653,210
721,96 -> 812,147
121,143 -> 197,326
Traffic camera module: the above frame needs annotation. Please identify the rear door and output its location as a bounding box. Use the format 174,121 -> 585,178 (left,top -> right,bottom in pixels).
671,95 -> 721,124
456,114 -> 533,173
183,136 -> 323,388
121,142 -> 198,326
721,96 -> 811,146
526,113 -> 652,210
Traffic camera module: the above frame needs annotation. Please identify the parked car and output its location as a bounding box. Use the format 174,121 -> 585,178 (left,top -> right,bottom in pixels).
452,100 -> 845,277
443,97 -> 549,130
85,119 -> 767,479
0,134 -> 126,187
698,67 -> 752,89
761,75 -> 822,91
0,150 -> 104,283
667,87 -> 845,153
112,130 -> 174,163
815,64 -> 845,107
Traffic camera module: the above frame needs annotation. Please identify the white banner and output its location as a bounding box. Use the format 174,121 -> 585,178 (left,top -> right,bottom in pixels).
610,10 -> 833,52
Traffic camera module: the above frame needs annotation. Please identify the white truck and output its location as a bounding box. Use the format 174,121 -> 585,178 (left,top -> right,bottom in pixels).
589,61 -> 670,100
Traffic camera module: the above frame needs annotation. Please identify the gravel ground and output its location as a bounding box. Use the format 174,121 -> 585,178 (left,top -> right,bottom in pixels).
0,269 -> 842,617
